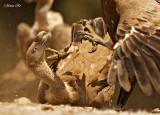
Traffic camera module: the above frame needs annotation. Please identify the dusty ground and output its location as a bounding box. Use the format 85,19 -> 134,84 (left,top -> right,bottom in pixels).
0,97 -> 159,115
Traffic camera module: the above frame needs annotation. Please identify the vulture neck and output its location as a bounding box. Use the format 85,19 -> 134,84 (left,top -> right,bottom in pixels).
27,53 -> 65,89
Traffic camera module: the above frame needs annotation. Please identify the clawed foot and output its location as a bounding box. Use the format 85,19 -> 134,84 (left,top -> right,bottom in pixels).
46,48 -> 70,61
76,30 -> 100,53
76,30 -> 113,53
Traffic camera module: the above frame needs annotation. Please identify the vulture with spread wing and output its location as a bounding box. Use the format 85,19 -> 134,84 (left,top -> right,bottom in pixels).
78,0 -> 160,107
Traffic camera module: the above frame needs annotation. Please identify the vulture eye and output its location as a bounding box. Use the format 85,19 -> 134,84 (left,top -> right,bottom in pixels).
35,37 -> 40,42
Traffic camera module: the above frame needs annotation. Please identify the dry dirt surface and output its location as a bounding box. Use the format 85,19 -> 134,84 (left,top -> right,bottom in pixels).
0,97 -> 159,115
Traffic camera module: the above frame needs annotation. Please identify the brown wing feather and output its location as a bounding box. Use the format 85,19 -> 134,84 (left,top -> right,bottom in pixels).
108,18 -> 160,95
140,50 -> 160,93
117,59 -> 131,92
107,59 -> 117,85
131,52 -> 152,96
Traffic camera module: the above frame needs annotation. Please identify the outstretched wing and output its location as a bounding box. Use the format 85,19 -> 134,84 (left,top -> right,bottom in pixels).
108,15 -> 160,95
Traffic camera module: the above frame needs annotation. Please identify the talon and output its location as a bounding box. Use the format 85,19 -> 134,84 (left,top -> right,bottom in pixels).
76,30 -> 94,43
76,30 -> 99,53
77,32 -> 88,43
88,41 -> 97,53
87,79 -> 108,87
87,82 -> 96,87
80,38 -> 83,43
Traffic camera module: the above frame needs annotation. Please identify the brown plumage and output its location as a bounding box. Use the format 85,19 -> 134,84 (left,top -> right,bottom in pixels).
26,17 -> 115,108
60,17 -> 115,107
102,0 -> 160,95
103,0 -> 160,107
77,0 -> 160,107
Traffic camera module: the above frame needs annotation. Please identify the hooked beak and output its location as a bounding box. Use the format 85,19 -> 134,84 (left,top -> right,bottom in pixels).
41,33 -> 51,46
39,31 -> 52,46
36,31 -> 52,46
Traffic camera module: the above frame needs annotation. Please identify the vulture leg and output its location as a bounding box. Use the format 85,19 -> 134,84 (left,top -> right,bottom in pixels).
46,46 -> 71,61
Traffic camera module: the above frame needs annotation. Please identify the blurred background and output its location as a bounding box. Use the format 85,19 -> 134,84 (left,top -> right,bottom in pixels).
0,0 -> 101,75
